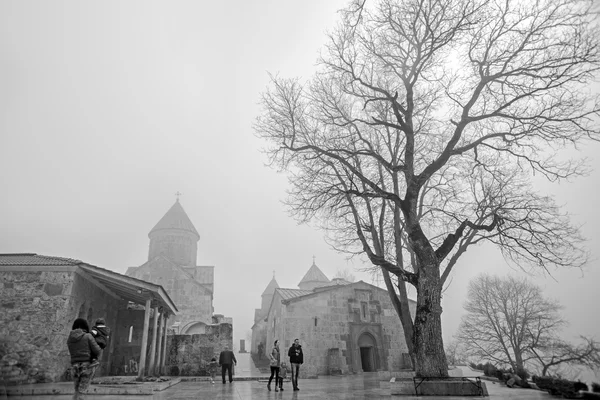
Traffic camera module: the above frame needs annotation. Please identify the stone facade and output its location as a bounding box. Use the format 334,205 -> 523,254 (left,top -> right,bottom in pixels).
127,256 -> 213,332
164,322 -> 233,376
126,200 -> 223,334
250,277 -> 278,356
0,267 -> 122,385
257,262 -> 416,378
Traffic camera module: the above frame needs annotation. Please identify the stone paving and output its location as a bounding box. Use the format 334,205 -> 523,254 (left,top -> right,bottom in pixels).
2,373 -> 555,400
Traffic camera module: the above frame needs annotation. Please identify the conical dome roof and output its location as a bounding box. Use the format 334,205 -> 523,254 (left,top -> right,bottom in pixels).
149,200 -> 200,239
298,261 -> 330,286
261,277 -> 280,296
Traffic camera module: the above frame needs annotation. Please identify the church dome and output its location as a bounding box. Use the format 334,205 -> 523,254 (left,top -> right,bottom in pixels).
147,199 -> 200,266
298,260 -> 330,291
148,199 -> 199,239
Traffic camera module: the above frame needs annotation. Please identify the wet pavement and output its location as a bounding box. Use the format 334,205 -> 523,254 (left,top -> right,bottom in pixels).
2,374 -> 554,399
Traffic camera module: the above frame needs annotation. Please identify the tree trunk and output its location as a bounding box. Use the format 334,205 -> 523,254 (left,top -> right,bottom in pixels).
381,268 -> 416,368
407,221 -> 449,378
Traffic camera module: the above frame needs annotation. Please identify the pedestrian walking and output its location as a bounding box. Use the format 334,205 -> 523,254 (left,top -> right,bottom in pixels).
267,340 -> 280,392
218,346 -> 237,384
208,357 -> 218,384
66,318 -> 101,400
278,361 -> 288,391
288,338 -> 304,391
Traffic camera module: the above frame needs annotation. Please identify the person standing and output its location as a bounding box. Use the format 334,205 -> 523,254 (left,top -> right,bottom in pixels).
288,338 -> 304,391
66,318 -> 101,400
267,340 -> 280,392
218,346 -> 237,384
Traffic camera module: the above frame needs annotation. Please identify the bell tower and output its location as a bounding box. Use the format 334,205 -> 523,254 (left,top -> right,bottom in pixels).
148,199 -> 200,266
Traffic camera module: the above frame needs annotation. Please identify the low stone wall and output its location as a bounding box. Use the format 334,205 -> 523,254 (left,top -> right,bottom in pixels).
164,323 -> 233,376
391,378 -> 489,396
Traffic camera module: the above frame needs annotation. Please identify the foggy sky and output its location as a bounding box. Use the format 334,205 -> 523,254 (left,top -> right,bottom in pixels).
1,1 -> 599,349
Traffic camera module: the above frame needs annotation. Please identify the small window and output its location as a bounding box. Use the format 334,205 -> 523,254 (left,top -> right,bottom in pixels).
128,326 -> 134,343
361,303 -> 367,319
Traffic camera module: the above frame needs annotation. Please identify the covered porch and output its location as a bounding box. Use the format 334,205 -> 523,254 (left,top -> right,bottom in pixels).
78,264 -> 178,378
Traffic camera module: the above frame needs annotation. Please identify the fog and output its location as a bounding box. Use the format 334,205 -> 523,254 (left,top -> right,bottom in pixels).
1,0 -> 598,350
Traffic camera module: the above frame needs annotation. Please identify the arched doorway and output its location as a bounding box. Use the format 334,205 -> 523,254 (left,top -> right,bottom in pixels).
357,332 -> 378,372
182,321 -> 206,335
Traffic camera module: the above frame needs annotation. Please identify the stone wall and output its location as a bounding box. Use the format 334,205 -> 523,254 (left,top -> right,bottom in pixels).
164,323 -> 233,376
0,268 -> 122,385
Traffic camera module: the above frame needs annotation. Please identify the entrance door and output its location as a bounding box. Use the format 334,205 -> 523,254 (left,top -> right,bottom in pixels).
360,347 -> 374,372
357,332 -> 377,372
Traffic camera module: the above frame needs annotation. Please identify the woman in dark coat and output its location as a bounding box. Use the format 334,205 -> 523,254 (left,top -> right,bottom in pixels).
67,318 -> 101,400
267,339 -> 281,392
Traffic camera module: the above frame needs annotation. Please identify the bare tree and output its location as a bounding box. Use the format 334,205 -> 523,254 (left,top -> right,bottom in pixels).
458,275 -> 562,372
445,339 -> 468,366
255,0 -> 598,377
333,268 -> 357,282
457,275 -> 600,376
530,336 -> 600,377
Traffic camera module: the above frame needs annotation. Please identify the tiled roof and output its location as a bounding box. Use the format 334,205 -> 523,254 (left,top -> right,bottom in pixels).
261,277 -> 280,296
149,200 -> 199,238
0,253 -> 82,266
298,262 -> 330,285
275,288 -> 313,300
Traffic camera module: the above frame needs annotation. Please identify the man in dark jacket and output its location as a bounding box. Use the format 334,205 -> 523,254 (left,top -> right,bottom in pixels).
288,338 -> 304,391
219,346 -> 237,383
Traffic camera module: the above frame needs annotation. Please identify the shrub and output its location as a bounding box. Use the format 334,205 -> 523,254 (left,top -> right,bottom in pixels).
482,362 -> 497,377
592,382 -> 600,393
495,369 -> 506,382
533,376 -> 588,398
515,367 -> 529,381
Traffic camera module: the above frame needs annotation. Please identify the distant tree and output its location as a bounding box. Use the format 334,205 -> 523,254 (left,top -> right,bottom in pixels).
445,339 -> 468,366
531,336 -> 600,377
333,268 -> 356,282
457,274 -> 600,376
255,0 -> 598,377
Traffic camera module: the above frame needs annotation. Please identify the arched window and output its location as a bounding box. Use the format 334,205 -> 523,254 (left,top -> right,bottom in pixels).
87,307 -> 93,322
78,303 -> 86,318
128,326 -> 134,343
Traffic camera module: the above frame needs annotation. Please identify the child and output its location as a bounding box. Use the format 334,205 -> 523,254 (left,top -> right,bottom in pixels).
89,318 -> 111,368
208,357 -> 219,384
278,361 -> 288,391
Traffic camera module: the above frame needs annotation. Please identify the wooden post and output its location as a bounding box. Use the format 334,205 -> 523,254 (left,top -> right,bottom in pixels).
147,306 -> 159,376
137,299 -> 152,379
155,312 -> 165,376
160,314 -> 169,375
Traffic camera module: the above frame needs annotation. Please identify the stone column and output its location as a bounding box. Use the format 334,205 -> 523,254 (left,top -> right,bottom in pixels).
137,299 -> 152,379
160,313 -> 169,375
155,312 -> 165,376
147,306 -> 159,375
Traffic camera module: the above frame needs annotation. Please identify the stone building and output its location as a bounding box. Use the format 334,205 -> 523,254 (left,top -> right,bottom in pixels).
250,276 -> 279,355
126,199 -> 222,334
253,261 -> 415,377
124,199 -> 233,375
0,253 -> 177,384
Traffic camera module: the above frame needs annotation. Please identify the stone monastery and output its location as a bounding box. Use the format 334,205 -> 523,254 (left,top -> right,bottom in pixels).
251,261 -> 416,377
126,199 -> 229,334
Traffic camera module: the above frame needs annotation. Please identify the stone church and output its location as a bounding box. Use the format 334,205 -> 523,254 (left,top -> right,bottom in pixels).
126,199 -> 224,334
252,261 -> 415,377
